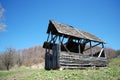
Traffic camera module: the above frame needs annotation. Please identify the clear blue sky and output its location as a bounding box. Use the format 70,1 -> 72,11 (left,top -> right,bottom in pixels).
0,0 -> 120,52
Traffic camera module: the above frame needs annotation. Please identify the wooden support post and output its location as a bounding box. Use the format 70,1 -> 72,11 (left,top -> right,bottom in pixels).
90,41 -> 93,57
46,33 -> 50,53
51,34 -> 53,42
59,36 -> 61,53
52,39 -> 55,69
78,40 -> 81,54
78,39 -> 81,58
58,36 -> 61,68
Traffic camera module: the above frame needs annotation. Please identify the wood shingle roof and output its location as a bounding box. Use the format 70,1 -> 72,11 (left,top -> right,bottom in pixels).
47,20 -> 105,43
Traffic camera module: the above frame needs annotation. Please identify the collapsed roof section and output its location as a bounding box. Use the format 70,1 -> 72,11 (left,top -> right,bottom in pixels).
47,20 -> 105,43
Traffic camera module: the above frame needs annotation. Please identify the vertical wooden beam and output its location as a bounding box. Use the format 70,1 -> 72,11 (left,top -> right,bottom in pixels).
58,36 -> 61,68
46,33 -> 50,53
78,39 -> 81,58
51,34 -> 53,43
59,36 -> 61,53
90,41 -> 93,57
45,33 -> 51,70
78,40 -> 80,54
49,33 -> 53,57
52,39 -> 55,69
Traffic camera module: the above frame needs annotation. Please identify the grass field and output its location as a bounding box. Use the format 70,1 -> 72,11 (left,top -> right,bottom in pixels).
0,58 -> 120,80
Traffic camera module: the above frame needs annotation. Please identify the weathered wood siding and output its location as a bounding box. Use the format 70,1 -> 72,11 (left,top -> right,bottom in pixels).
59,52 -> 107,68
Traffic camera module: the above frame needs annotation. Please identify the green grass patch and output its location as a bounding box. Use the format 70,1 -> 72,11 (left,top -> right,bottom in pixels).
0,71 -> 12,77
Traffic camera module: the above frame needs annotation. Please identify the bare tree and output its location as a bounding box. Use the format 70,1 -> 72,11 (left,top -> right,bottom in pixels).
2,48 -> 15,70
16,53 -> 23,67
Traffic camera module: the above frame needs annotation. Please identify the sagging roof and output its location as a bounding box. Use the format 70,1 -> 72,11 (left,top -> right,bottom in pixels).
47,20 -> 105,43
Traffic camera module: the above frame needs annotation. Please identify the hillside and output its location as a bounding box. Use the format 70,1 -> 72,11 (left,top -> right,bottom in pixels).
0,57 -> 120,80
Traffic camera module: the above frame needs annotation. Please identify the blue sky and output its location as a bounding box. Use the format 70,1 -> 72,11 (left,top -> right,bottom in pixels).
0,0 -> 120,52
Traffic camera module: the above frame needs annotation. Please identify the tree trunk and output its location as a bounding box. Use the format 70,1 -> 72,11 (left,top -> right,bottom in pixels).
6,64 -> 10,71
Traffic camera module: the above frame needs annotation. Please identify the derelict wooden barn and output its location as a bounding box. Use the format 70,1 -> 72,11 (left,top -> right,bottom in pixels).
43,20 -> 107,70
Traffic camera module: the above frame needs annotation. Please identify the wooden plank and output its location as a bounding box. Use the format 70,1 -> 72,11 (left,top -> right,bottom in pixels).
60,61 -> 107,67
60,59 -> 107,64
61,66 -> 107,69
59,51 -> 108,68
59,59 -> 107,64
98,48 -> 104,57
60,63 -> 93,66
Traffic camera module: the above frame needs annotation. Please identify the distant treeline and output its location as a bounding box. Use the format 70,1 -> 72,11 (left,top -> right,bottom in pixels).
0,46 -> 45,70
